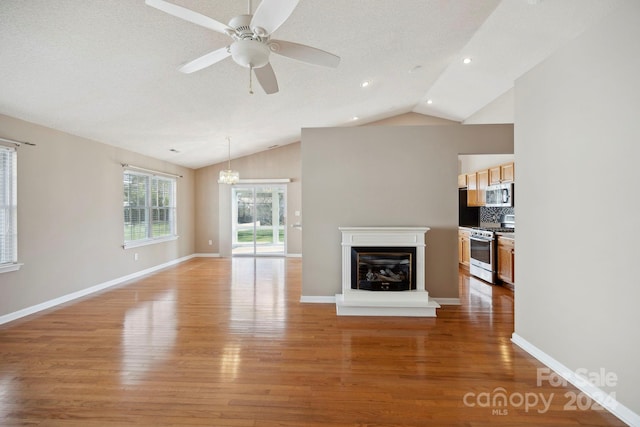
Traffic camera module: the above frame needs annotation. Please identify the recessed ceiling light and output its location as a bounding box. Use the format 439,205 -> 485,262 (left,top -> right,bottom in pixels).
352,116 -> 359,121
360,81 -> 370,88
426,99 -> 433,105
463,57 -> 472,64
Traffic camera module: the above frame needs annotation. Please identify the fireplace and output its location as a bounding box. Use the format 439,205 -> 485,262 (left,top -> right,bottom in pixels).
336,227 -> 440,317
351,247 -> 416,291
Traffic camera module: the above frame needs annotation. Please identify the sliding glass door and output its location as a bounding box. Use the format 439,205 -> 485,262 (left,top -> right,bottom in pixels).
232,185 -> 286,256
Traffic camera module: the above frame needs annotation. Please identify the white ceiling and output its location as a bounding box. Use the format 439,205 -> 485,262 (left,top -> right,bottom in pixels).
0,0 -> 621,169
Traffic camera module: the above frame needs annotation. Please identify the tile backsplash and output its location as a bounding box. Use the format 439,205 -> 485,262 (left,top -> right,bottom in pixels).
480,206 -> 515,226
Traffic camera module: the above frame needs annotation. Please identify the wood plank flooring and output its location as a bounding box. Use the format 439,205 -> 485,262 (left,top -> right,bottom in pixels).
0,258 -> 626,426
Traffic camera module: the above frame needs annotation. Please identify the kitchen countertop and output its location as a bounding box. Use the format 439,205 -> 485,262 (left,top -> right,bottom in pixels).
458,226 -> 515,239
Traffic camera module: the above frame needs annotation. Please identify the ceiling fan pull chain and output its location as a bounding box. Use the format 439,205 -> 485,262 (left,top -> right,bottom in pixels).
249,65 -> 254,95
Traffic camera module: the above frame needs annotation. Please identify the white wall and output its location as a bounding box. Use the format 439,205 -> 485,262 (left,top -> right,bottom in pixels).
0,114 -> 194,318
301,124 -> 513,299
514,0 -> 640,419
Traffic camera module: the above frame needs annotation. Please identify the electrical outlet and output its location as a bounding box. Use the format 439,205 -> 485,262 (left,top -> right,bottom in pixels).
208,240 -> 213,246
134,253 -> 139,261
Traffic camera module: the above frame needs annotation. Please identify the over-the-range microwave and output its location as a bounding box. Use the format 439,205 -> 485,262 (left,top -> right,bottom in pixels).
485,182 -> 514,207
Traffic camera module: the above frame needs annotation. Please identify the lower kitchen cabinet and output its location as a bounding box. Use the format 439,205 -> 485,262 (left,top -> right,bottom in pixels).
458,229 -> 471,268
497,236 -> 515,285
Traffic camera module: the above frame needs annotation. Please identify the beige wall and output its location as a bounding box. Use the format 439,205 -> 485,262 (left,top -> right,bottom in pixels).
514,1 -> 639,417
301,124 -> 513,299
0,114 -> 194,317
194,142 -> 302,255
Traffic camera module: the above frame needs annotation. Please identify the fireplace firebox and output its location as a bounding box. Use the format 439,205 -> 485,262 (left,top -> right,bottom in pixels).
351,247 -> 416,291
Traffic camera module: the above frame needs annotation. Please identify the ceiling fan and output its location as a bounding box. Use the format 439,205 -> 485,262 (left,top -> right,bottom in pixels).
146,0 -> 341,94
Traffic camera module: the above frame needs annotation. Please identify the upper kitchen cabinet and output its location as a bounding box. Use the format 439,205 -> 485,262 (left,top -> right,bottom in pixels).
476,169 -> 489,206
466,173 -> 478,206
501,162 -> 514,182
489,162 -> 515,184
467,170 -> 488,207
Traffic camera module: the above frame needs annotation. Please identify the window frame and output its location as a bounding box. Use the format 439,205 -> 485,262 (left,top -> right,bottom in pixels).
0,144 -> 21,273
123,169 -> 178,249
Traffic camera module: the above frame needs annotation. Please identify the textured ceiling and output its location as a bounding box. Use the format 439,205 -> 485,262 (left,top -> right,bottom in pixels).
0,0 -> 622,168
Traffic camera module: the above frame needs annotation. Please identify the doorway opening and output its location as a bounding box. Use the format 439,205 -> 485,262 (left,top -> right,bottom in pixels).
232,185 -> 286,256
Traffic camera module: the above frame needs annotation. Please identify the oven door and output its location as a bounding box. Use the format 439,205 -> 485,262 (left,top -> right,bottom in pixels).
470,235 -> 494,271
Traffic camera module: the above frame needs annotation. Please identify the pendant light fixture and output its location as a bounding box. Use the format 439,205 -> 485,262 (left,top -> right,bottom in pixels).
218,137 -> 240,184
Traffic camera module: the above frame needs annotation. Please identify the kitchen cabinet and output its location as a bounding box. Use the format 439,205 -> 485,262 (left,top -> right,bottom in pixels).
458,174 -> 467,188
497,236 -> 515,285
467,171 -> 488,207
489,166 -> 501,185
458,228 -> 471,268
476,169 -> 488,206
500,162 -> 514,182
489,162 -> 515,184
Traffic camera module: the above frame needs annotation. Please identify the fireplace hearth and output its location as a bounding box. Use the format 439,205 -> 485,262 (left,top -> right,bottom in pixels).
336,227 -> 440,317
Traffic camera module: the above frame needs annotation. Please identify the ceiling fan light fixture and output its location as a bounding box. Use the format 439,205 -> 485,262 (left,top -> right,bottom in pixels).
218,137 -> 240,185
230,40 -> 270,68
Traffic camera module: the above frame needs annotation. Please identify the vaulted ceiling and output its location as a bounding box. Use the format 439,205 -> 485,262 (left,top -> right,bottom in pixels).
0,0 -> 621,168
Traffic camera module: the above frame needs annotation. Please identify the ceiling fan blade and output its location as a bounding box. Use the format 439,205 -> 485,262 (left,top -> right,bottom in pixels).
250,0 -> 299,36
179,47 -> 231,74
145,0 -> 233,35
253,63 -> 279,94
269,40 -> 340,68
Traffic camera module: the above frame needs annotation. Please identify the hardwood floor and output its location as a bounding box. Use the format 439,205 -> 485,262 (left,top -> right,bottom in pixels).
0,258 -> 625,426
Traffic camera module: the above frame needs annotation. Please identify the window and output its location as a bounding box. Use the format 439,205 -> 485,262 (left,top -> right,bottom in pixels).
0,144 -> 18,272
123,170 -> 177,247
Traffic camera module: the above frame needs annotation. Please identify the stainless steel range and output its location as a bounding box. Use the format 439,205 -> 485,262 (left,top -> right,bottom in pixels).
469,215 -> 514,284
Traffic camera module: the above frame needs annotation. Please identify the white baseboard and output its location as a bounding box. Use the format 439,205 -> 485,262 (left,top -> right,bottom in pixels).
0,254 -> 197,326
432,298 -> 461,305
286,253 -> 302,258
300,295 -> 336,303
511,332 -> 640,427
192,253 -> 220,257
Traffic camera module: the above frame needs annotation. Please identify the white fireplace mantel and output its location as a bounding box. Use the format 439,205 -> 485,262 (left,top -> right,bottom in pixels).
336,227 -> 440,317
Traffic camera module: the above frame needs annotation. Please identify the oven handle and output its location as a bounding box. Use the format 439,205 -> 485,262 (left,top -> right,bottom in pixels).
470,235 -> 494,243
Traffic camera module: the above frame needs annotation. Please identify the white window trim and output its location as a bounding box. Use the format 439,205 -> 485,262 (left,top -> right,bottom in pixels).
123,169 -> 178,247
123,235 -> 179,250
0,143 -> 18,272
0,263 -> 23,274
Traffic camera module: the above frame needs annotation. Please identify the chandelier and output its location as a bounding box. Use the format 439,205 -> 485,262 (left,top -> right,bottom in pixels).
218,137 -> 240,184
